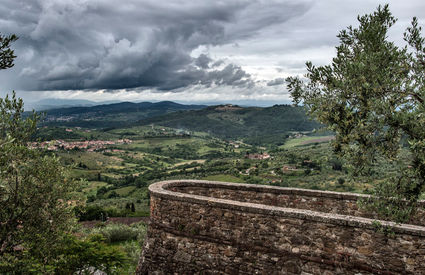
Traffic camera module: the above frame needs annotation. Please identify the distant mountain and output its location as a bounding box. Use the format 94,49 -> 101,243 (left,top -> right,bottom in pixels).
41,101 -> 207,128
27,98 -> 121,111
137,104 -> 320,145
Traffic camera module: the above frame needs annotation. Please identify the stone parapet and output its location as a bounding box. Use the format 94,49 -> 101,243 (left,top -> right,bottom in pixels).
137,180 -> 425,274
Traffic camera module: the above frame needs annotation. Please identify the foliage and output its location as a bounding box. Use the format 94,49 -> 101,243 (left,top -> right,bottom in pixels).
0,72 -> 79,270
286,5 -> 425,223
137,104 -> 319,143
120,241 -> 142,272
83,222 -> 147,274
0,93 -> 130,273
0,33 -> 18,70
40,101 -> 206,129
0,35 -> 127,273
90,222 -> 146,244
53,234 -> 127,274
75,204 -> 149,221
0,93 -> 39,142
75,205 -> 109,221
0,234 -> 127,274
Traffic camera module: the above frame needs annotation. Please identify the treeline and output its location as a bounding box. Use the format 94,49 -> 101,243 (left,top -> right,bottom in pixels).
75,204 -> 148,221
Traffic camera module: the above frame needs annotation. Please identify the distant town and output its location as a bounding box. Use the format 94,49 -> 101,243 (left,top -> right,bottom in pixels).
29,138 -> 132,152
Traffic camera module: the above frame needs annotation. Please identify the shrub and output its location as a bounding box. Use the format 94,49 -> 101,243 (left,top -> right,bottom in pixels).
91,223 -> 139,243
75,205 -> 107,221
121,241 -> 142,267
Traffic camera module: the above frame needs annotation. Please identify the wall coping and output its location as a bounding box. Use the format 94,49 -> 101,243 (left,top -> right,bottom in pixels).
149,180 -> 425,237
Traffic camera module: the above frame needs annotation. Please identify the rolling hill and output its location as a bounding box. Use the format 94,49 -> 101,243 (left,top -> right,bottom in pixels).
41,101 -> 207,128
38,101 -> 321,146
137,104 -> 320,145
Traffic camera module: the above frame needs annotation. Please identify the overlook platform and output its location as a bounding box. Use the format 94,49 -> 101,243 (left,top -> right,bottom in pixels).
137,180 -> 425,274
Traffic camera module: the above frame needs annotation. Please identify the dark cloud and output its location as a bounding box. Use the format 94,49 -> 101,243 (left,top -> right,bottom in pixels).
195,54 -> 212,69
267,77 -> 285,86
0,0 -> 311,92
202,64 -> 254,88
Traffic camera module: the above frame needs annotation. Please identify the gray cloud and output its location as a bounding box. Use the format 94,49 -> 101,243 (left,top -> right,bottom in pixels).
2,0 -> 424,106
267,77 -> 285,86
195,54 -> 212,69
0,0 -> 311,92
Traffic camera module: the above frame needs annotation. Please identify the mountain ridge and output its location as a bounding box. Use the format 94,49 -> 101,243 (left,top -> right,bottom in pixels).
41,101 -> 207,128
43,101 -> 207,116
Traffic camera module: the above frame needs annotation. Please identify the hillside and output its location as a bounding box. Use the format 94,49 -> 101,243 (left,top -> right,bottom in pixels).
37,101 -> 321,146
138,104 -> 320,145
41,101 -> 206,128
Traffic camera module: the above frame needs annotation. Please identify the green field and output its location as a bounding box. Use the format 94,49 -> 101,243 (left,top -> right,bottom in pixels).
202,174 -> 246,183
46,121 -> 410,220
35,121 -> 414,274
280,135 -> 334,149
115,186 -> 137,196
59,127 -> 403,214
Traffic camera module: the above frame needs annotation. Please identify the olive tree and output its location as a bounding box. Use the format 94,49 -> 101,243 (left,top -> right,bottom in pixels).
0,33 -> 17,70
286,5 -> 425,223
0,34 -> 126,273
0,32 -> 80,269
0,91 -> 77,262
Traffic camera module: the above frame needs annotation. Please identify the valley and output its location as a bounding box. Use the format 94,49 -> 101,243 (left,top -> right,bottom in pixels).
33,101 -> 410,218
29,101 -> 411,272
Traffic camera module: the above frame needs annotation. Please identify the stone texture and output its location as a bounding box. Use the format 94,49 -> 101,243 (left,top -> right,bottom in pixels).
136,180 -> 425,274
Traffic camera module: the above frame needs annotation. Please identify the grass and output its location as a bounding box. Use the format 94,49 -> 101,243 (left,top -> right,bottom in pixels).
70,169 -> 101,180
122,137 -> 200,151
172,160 -> 206,167
114,186 -> 136,196
81,222 -> 147,274
197,145 -> 224,154
280,135 -> 334,149
202,174 -> 246,183
82,181 -> 109,194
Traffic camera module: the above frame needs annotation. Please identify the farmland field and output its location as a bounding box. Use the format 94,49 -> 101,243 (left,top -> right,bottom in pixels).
280,135 -> 334,149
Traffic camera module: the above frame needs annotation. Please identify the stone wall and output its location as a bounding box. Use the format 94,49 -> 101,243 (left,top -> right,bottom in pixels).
137,180 -> 425,274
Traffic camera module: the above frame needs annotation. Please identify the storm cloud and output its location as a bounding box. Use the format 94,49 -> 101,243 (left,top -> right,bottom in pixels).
267,77 -> 285,86
0,0 -> 424,106
0,0 -> 310,92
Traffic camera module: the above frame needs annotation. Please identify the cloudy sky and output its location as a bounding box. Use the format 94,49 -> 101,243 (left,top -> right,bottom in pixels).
0,0 -> 424,107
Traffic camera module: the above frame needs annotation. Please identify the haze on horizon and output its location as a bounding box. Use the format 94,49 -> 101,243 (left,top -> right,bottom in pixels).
0,0 -> 424,107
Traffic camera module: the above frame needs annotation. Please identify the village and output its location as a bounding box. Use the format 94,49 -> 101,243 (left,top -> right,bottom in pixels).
29,138 -> 132,152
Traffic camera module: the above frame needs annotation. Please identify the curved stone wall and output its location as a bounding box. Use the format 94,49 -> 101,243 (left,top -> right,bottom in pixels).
137,180 -> 425,274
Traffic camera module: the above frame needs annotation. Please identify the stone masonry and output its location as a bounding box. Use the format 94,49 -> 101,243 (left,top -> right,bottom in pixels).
136,180 -> 425,274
